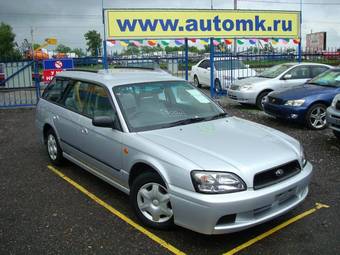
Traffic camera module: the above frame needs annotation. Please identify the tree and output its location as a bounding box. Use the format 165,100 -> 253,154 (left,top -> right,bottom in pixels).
33,43 -> 41,50
84,30 -> 102,56
72,48 -> 85,57
0,22 -> 22,61
55,44 -> 71,53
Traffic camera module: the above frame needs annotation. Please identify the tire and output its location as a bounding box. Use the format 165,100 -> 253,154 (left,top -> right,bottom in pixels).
333,130 -> 340,139
256,91 -> 270,110
193,75 -> 201,88
214,79 -> 222,93
305,104 -> 327,130
46,129 -> 64,165
130,171 -> 174,230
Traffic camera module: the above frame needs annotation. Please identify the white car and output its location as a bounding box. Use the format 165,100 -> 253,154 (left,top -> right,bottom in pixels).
191,57 -> 256,91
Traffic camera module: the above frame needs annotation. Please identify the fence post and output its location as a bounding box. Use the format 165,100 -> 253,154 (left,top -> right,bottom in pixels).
34,60 -> 41,102
210,37 -> 215,98
184,38 -> 189,81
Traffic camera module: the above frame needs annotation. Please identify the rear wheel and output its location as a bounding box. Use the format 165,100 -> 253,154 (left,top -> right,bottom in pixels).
130,172 -> 174,229
46,129 -> 64,165
333,130 -> 340,139
306,104 -> 327,130
193,75 -> 201,88
256,91 -> 270,110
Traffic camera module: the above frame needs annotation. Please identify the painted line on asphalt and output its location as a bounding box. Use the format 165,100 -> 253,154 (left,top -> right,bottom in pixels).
48,165 -> 186,255
223,202 -> 330,255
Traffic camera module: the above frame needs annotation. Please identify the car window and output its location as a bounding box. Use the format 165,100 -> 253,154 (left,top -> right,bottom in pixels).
42,77 -> 70,103
198,60 -> 210,69
286,66 -> 310,79
62,81 -> 91,113
311,66 -> 328,77
84,85 -> 116,119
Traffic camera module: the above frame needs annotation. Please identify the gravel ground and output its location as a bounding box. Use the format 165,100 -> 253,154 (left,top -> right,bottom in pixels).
0,99 -> 339,255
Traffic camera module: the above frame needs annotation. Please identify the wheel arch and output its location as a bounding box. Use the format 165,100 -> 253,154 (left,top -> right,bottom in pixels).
256,89 -> 273,101
43,123 -> 54,144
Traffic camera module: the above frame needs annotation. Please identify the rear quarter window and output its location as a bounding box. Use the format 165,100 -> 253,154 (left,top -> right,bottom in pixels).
42,78 -> 70,103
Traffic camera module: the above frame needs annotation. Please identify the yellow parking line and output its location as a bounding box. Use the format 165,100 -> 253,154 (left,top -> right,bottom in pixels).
47,165 -> 186,255
223,202 -> 330,255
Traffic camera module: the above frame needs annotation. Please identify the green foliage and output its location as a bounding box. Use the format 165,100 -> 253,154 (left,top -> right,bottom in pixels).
72,48 -> 85,57
84,30 -> 102,56
0,22 -> 22,61
55,44 -> 71,53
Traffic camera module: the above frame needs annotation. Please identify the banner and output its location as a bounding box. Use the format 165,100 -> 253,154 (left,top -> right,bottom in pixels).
106,9 -> 300,39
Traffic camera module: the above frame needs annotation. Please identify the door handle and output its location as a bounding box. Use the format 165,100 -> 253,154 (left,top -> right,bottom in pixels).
81,128 -> 88,134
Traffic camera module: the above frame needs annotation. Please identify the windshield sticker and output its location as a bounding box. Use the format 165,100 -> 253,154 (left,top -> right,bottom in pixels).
187,89 -> 210,103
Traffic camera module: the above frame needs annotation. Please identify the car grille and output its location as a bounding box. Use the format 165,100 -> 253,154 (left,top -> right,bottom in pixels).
336,101 -> 340,110
267,96 -> 284,105
253,160 -> 301,190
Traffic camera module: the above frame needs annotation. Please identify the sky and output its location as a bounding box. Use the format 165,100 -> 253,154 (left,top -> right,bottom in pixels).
0,0 -> 340,52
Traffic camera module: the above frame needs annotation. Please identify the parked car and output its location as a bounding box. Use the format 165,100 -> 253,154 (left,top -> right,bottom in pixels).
36,68 -> 312,235
326,94 -> 340,139
228,63 -> 332,109
263,68 -> 340,130
191,57 -> 256,92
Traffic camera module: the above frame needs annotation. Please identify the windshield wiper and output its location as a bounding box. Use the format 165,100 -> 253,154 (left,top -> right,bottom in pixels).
165,117 -> 207,128
205,112 -> 228,120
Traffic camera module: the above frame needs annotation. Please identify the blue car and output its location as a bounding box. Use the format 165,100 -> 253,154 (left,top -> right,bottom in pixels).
263,68 -> 340,130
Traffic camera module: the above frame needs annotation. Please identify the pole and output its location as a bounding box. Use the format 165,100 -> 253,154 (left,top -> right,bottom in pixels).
184,38 -> 189,81
102,0 -> 108,70
233,0 -> 237,54
210,37 -> 215,98
31,27 -> 41,101
298,0 -> 302,63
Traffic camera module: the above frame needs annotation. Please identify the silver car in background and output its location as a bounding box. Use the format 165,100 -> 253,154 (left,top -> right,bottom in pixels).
228,63 -> 331,109
36,69 -> 312,235
326,94 -> 340,139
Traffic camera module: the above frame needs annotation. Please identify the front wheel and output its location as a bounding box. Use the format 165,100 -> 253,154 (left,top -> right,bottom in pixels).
333,130 -> 340,139
130,172 -> 174,229
256,91 -> 270,110
193,75 -> 201,88
214,79 -> 222,93
306,104 -> 327,130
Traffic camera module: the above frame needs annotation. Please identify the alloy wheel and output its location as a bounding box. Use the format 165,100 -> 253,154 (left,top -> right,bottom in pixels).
47,134 -> 58,160
137,182 -> 173,223
309,106 -> 326,129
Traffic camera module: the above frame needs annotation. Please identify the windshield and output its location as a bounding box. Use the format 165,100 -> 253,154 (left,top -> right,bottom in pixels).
214,60 -> 246,70
308,69 -> 340,87
258,64 -> 293,78
113,81 -> 225,132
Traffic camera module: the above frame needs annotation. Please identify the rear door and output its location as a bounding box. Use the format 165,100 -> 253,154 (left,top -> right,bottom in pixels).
310,66 -> 329,78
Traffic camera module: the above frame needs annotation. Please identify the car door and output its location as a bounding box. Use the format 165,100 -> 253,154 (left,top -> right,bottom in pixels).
55,79 -> 92,161
197,60 -> 210,85
281,65 -> 311,89
310,66 -> 329,78
80,83 -> 123,183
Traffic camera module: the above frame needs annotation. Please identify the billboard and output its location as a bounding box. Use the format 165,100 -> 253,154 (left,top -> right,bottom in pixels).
106,9 -> 300,39
306,32 -> 326,51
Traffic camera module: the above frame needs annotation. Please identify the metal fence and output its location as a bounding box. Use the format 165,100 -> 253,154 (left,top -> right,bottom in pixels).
1,47 -> 339,108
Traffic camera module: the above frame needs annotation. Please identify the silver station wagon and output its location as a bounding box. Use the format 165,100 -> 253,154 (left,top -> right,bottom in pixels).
36,68 -> 313,235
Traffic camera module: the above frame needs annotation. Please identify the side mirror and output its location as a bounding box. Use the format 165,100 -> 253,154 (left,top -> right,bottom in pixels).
207,67 -> 211,71
92,116 -> 115,128
282,74 -> 292,80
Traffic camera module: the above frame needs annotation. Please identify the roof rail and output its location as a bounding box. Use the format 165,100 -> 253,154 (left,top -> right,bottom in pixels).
113,66 -> 155,70
64,68 -> 98,73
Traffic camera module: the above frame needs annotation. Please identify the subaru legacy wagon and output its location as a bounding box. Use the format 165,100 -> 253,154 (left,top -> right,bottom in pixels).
36,69 -> 312,235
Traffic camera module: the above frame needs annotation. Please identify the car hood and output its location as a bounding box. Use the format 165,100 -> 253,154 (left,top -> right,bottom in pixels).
270,84 -> 336,100
137,117 -> 300,183
234,76 -> 270,86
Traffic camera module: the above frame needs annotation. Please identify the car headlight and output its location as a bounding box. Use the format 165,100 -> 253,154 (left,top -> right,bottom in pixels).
284,99 -> 305,107
240,85 -> 253,91
331,95 -> 340,107
300,144 -> 307,167
191,171 -> 246,194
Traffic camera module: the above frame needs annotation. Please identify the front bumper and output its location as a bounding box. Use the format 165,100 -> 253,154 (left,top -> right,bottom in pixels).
169,162 -> 312,235
227,89 -> 257,105
263,103 -> 307,123
326,106 -> 340,132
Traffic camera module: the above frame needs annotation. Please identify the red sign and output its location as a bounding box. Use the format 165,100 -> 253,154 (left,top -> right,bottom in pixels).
54,60 -> 63,69
43,69 -> 63,83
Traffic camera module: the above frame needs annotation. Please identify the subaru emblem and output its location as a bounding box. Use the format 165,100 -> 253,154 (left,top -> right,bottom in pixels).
275,169 -> 284,177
